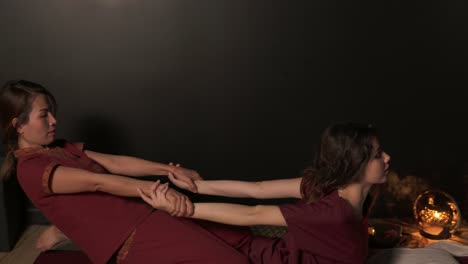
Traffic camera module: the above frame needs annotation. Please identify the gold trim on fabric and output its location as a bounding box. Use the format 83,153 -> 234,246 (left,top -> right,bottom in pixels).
117,229 -> 136,264
15,145 -> 106,172
13,147 -> 45,158
42,163 -> 59,195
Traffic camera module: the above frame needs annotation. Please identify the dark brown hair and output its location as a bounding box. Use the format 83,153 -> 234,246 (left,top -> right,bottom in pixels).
301,122 -> 379,203
0,80 -> 57,180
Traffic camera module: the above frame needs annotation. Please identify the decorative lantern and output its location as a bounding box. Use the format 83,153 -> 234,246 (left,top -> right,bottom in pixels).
413,190 -> 461,239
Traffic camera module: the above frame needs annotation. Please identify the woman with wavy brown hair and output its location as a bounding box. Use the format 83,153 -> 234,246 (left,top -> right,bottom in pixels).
142,122 -> 391,264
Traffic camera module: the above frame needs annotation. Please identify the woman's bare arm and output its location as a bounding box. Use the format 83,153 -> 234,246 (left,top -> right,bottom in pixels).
49,166 -> 193,216
50,166 -> 152,196
140,182 -> 287,226
169,174 -> 302,199
192,203 -> 287,226
85,150 -> 200,192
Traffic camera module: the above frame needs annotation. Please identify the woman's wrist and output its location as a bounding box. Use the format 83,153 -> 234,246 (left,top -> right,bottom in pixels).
165,164 -> 176,175
139,180 -> 154,195
194,180 -> 203,193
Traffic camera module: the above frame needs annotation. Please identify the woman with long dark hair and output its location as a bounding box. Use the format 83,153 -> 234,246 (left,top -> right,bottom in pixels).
0,79 -> 249,264
142,122 -> 391,263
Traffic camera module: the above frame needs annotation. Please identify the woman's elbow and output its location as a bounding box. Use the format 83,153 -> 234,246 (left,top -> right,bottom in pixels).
87,175 -> 105,193
248,205 -> 266,224
249,181 -> 265,198
92,183 -> 103,192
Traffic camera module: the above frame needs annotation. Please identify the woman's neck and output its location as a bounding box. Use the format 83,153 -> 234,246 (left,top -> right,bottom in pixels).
337,183 -> 372,219
17,138 -> 43,149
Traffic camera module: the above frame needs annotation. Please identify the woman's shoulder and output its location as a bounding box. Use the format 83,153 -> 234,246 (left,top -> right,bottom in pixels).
280,191 -> 340,215
14,139 -> 84,163
291,191 -> 356,216
278,192 -> 356,231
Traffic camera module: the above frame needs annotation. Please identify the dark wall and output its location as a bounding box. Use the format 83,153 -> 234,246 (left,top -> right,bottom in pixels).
1,1 -> 467,198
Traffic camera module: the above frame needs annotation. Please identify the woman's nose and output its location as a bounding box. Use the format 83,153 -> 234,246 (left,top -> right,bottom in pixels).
383,152 -> 391,163
48,112 -> 57,125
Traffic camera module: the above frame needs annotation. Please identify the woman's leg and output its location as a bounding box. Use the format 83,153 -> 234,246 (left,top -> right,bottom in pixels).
195,220 -> 289,264
36,225 -> 69,251
121,210 -> 249,264
194,219 -> 253,251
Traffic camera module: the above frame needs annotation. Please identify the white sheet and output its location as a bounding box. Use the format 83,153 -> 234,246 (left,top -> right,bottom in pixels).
367,247 -> 460,264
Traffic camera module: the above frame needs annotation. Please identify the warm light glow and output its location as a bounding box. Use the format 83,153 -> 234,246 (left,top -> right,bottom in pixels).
428,197 -> 434,205
419,208 -> 450,225
413,190 -> 461,239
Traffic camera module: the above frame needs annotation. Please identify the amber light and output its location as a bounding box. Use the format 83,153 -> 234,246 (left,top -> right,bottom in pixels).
413,190 -> 461,239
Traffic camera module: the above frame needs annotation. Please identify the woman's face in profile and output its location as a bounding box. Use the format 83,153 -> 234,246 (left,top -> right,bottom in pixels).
17,94 -> 57,148
362,139 -> 391,185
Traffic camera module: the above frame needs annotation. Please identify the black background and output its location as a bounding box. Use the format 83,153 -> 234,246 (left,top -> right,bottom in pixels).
1,1 -> 467,212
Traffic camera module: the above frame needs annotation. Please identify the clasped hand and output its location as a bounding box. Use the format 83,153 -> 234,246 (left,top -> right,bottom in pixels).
167,162 -> 202,193
138,180 -> 194,217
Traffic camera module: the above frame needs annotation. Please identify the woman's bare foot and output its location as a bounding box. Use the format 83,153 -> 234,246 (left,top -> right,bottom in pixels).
36,225 -> 69,251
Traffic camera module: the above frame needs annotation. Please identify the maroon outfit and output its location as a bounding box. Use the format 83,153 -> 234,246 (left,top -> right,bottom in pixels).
15,140 -> 248,264
276,191 -> 368,263
202,191 -> 369,264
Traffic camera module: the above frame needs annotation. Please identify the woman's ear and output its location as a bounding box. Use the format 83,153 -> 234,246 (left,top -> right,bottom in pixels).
12,118 -> 24,134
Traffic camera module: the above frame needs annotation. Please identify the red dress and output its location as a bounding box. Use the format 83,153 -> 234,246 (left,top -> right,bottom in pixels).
276,191 -> 369,263
203,191 -> 369,264
15,140 -> 249,264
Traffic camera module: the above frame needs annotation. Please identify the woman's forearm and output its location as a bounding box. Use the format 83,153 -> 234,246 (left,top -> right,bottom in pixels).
108,155 -> 172,176
85,150 -> 173,177
51,166 -> 153,197
195,178 -> 302,199
93,172 -> 154,196
190,203 -> 286,226
86,151 -> 200,193
196,180 -> 261,198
